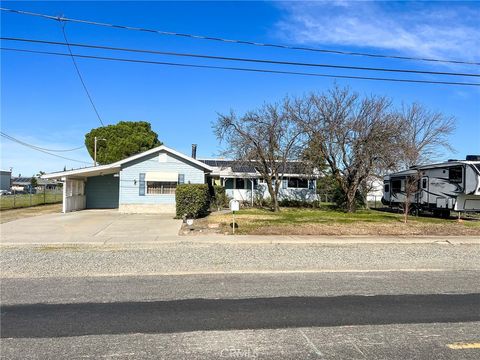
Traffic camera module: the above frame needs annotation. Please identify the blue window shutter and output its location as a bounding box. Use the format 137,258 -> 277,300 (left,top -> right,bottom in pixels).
139,173 -> 145,196
178,174 -> 185,184
309,180 -> 315,190
282,179 -> 288,189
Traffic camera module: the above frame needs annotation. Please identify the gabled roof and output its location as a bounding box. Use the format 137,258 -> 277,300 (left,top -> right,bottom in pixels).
43,145 -> 213,179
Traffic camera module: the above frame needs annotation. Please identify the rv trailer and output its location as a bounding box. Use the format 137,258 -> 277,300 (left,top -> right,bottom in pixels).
382,155 -> 480,217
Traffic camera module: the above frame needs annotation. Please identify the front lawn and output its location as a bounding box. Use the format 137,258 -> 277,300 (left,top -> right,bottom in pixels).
198,207 -> 480,236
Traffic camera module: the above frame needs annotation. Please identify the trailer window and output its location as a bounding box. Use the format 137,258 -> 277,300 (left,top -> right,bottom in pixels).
449,166 -> 462,183
384,184 -> 390,193
422,178 -> 427,189
391,180 -> 402,193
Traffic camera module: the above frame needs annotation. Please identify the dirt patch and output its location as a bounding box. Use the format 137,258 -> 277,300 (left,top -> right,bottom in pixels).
0,204 -> 62,224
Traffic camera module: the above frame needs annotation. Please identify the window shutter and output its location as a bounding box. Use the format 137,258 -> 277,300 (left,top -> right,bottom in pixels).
178,174 -> 185,184
139,173 -> 145,196
309,180 -> 315,190
282,179 -> 288,189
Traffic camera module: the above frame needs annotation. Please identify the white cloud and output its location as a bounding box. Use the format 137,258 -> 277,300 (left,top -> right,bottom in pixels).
274,2 -> 480,63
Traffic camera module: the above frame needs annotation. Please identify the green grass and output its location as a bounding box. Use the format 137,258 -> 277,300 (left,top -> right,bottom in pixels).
207,207 -> 480,235
236,207 -> 448,224
0,192 -> 62,210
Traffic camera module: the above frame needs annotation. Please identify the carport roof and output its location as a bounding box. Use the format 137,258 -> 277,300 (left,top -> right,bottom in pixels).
42,145 -> 213,180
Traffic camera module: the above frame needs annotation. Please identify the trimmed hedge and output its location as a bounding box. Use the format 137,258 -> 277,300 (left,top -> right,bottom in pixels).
176,184 -> 210,219
212,185 -> 229,210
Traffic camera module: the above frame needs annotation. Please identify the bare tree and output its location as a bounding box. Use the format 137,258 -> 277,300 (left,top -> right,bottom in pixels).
398,103 -> 455,167
398,103 -> 455,222
213,101 -> 303,212
290,86 -> 402,213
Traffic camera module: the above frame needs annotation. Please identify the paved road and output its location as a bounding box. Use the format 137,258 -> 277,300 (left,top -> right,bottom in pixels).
2,271 -> 480,359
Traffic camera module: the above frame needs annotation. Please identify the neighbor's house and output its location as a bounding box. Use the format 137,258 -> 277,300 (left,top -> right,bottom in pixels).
10,177 -> 33,192
0,169 -> 11,191
200,159 -> 318,205
42,145 -> 319,214
10,177 -> 60,193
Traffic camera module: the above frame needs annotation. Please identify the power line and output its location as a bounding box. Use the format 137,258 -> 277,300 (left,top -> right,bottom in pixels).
2,47 -> 480,87
1,7 -> 478,66
0,130 -> 84,152
3,37 -> 479,78
60,23 -> 105,126
1,132 -> 91,164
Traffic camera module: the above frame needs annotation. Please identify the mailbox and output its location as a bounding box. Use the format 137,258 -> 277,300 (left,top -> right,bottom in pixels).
229,199 -> 240,212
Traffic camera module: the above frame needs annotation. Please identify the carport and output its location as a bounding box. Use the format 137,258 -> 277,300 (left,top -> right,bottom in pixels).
45,165 -> 120,213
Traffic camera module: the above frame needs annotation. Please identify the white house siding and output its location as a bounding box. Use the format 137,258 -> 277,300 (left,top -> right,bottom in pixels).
119,150 -> 206,213
226,181 -> 318,204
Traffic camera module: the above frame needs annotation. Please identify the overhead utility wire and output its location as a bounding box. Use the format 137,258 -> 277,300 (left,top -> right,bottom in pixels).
3,37 -> 479,78
60,24 -> 105,126
0,132 -> 91,164
1,7 -> 478,66
3,47 -> 479,87
0,130 -> 84,152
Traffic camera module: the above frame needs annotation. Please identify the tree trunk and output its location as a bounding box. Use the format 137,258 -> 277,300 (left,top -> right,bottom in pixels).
404,202 -> 409,223
345,190 -> 357,213
272,195 -> 280,212
266,179 -> 280,212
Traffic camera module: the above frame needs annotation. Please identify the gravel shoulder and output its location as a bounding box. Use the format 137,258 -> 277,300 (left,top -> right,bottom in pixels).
1,242 -> 479,278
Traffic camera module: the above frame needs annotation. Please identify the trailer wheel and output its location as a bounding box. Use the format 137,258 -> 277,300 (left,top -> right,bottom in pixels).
410,207 -> 419,217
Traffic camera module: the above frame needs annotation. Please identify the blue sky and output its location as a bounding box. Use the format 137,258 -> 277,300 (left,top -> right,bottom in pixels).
1,1 -> 479,176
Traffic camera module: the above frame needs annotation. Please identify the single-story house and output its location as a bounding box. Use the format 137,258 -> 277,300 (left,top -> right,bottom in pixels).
200,159 -> 318,205
10,177 -> 61,193
42,145 -> 319,214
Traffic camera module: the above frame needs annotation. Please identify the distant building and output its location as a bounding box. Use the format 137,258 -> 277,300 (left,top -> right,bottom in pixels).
10,177 -> 60,193
0,169 -> 11,191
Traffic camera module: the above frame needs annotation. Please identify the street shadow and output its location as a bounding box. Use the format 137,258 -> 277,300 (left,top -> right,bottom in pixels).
1,293 -> 479,338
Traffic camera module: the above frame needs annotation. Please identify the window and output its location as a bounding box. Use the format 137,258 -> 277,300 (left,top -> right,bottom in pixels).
147,181 -> 176,195
384,184 -> 390,193
391,179 -> 402,193
422,178 -> 427,189
235,178 -> 245,189
287,177 -> 309,188
448,166 -> 462,183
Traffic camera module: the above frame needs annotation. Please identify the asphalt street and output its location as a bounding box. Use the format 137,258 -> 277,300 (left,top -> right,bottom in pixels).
1,269 -> 480,359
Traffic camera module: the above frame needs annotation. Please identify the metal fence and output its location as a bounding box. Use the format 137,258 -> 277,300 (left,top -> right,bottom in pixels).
0,189 -> 62,210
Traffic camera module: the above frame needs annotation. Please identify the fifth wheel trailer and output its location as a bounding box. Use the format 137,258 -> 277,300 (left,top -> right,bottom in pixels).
382,155 -> 480,216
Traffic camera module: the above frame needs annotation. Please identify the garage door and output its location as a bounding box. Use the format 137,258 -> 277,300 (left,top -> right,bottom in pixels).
85,174 -> 119,209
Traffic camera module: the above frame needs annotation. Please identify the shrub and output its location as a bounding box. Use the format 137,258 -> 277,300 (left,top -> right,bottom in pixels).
212,185 -> 229,210
176,184 -> 210,219
278,199 -> 322,208
332,186 -> 365,210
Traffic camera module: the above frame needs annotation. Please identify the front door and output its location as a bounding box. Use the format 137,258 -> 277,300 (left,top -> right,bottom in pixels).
420,176 -> 429,205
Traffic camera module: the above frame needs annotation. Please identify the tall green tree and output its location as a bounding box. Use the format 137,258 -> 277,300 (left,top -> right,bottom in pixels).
85,121 -> 162,165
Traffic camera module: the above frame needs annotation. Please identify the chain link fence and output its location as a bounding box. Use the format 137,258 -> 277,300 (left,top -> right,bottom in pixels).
0,188 -> 62,210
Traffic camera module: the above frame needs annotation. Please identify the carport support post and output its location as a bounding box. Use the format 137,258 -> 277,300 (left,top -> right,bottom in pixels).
251,178 -> 254,207
61,177 -> 67,213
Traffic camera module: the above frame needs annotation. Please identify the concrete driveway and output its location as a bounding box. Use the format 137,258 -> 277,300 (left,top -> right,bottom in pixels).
0,210 -> 182,245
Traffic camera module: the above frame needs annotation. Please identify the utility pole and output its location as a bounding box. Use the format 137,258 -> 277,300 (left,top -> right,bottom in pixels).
94,137 -> 106,166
